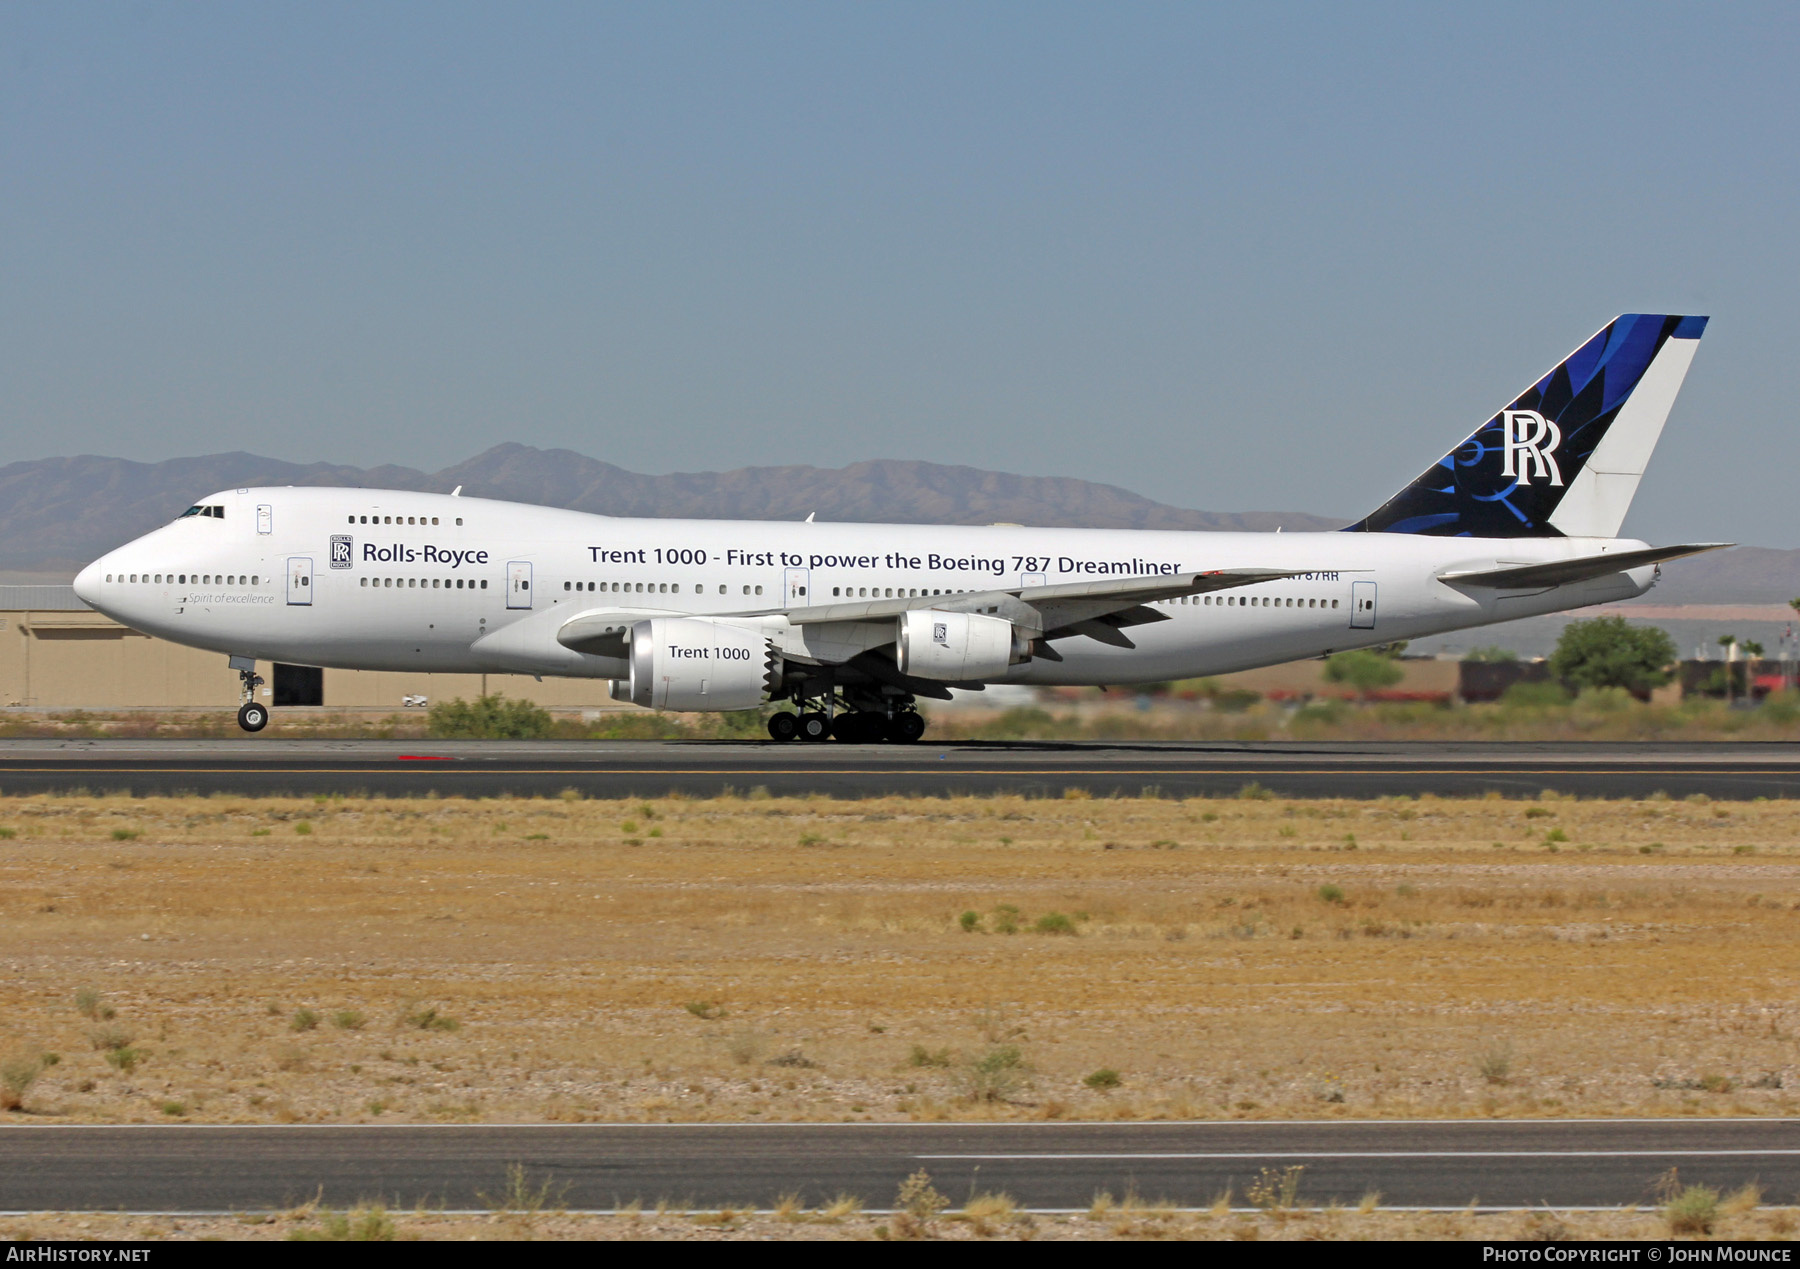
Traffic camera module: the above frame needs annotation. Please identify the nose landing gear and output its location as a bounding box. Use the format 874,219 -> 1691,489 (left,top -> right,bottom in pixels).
232,658 -> 268,733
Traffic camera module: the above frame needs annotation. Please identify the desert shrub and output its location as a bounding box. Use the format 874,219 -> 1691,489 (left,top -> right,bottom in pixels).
726,1030 -> 766,1066
0,1051 -> 47,1111
110,828 -> 139,842
104,1047 -> 142,1073
399,1003 -> 460,1032
332,1010 -> 367,1031
88,1025 -> 133,1052
908,1045 -> 952,1069
1317,884 -> 1345,904
291,1007 -> 320,1032
289,1204 -> 398,1242
958,910 -> 980,933
481,1162 -> 569,1217
427,694 -> 554,740
1665,1182 -> 1720,1234
959,1045 -> 1030,1103
683,1000 -> 725,1021
1479,1041 -> 1514,1086
1032,911 -> 1078,936
896,1168 -> 950,1223
1246,1165 -> 1306,1211
1083,1068 -> 1122,1090
74,987 -> 114,1020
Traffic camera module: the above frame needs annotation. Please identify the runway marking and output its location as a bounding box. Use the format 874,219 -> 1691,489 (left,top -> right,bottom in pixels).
917,1150 -> 1800,1160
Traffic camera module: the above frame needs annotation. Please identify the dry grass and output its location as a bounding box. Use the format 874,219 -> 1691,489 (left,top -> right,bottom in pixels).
3,1207 -> 1796,1241
2,790 -> 1800,1124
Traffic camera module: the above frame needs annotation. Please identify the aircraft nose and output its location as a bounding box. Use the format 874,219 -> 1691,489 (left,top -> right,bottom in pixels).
73,558 -> 103,607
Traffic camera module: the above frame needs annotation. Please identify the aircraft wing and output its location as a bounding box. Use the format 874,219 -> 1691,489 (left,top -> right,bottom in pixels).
554,568 -> 1337,663
1436,543 -> 1730,590
738,567 -> 1324,654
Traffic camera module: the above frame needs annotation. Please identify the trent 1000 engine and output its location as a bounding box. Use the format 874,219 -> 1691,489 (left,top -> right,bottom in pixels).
611,618 -> 783,711
895,609 -> 1029,680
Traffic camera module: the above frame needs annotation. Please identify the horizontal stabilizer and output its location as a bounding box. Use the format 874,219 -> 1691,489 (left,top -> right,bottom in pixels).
1437,543 -> 1730,590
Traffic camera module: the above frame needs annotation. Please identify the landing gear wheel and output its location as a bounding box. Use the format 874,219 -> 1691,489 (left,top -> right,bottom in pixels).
831,712 -> 880,743
766,712 -> 799,742
797,712 -> 832,742
884,711 -> 926,744
237,702 -> 269,733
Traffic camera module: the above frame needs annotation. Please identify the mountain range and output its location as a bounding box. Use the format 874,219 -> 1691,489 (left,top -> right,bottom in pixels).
0,444 -> 1341,575
1,443 -> 1792,604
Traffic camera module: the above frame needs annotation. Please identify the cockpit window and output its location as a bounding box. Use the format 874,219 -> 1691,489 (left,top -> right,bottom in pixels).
178,505 -> 226,520
180,505 -> 204,518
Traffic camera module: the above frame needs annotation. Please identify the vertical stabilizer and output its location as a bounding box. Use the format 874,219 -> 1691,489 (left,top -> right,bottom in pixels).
1348,314 -> 1707,537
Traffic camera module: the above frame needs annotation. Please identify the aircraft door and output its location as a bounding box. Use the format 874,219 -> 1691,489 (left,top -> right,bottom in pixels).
784,568 -> 811,606
1350,581 -> 1376,629
506,561 -> 533,610
257,505 -> 273,535
286,557 -> 313,606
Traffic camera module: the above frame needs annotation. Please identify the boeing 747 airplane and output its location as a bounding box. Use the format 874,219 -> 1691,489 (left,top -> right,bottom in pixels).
74,314 -> 1721,742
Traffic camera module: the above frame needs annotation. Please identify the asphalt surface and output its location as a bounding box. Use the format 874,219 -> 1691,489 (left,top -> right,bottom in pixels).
0,738 -> 1798,799
3,1120 -> 1795,1212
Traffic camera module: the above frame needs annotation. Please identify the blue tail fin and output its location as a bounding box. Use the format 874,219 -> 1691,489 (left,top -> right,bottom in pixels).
1347,314 -> 1707,538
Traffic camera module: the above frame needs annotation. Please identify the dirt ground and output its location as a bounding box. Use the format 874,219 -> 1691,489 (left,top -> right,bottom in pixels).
2,789 -> 1799,1132
3,1201 -> 1796,1242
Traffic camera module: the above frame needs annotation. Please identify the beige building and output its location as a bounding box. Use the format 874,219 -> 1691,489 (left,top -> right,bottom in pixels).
0,587 -> 621,713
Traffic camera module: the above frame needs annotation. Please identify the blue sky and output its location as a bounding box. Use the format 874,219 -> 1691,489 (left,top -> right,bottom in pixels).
3,3 -> 1796,544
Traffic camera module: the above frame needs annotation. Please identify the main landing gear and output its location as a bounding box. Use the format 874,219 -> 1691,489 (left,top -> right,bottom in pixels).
765,698 -> 925,744
233,659 -> 268,733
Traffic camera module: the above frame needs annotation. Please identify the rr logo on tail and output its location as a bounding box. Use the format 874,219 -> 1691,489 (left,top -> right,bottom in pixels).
1500,410 -> 1562,486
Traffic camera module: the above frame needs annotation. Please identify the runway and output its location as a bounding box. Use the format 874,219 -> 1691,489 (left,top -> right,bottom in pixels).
2,1120 -> 1794,1212
0,738 -> 1797,799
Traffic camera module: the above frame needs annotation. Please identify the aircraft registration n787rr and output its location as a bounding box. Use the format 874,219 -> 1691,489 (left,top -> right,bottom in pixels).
75,314 -> 1724,743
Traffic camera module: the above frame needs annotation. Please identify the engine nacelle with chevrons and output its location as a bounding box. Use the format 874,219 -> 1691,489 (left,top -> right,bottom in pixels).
610,617 -> 782,711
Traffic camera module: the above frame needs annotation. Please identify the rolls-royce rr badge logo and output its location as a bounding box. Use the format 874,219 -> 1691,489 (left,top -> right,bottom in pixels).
1499,409 -> 1563,486
933,622 -> 948,644
330,535 -> 353,568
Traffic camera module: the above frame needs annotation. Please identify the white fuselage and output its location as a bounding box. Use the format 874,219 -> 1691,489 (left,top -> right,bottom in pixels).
72,486 -> 1658,688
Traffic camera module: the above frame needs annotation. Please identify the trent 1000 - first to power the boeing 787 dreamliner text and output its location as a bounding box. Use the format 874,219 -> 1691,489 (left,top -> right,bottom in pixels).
74,314 -> 1723,744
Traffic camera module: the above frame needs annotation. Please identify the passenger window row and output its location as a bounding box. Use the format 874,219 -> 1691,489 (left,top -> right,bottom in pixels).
106,572 -> 258,585
347,514 -> 463,527
831,586 -> 971,598
361,578 -> 489,589
560,582 -> 767,596
1167,595 -> 1339,608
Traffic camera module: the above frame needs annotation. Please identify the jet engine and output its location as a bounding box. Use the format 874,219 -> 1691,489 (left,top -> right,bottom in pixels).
895,609 -> 1024,681
610,618 -> 782,711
